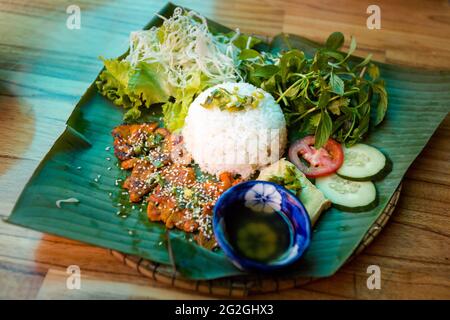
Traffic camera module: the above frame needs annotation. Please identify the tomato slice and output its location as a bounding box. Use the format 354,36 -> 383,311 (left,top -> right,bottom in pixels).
288,135 -> 344,178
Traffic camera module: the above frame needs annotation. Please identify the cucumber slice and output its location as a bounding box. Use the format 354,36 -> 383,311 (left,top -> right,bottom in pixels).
337,144 -> 392,181
315,174 -> 378,212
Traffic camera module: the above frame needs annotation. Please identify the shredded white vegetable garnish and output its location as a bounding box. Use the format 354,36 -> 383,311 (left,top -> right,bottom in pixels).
126,7 -> 242,88
56,198 -> 80,208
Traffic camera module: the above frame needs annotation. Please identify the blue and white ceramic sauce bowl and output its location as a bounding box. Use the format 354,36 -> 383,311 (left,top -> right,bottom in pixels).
213,181 -> 311,272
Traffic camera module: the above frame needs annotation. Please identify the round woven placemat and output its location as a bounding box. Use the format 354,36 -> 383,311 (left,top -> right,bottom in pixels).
111,184 -> 402,297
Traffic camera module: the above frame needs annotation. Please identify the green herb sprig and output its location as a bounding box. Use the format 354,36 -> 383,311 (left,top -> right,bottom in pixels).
240,32 -> 388,148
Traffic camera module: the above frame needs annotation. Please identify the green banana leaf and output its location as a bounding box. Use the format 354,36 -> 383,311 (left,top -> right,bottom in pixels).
7,2 -> 450,280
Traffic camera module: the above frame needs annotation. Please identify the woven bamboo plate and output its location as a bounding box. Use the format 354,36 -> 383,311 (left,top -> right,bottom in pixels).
110,184 -> 402,297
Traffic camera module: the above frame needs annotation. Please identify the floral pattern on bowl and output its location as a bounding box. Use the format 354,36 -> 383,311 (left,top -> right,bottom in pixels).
244,183 -> 282,213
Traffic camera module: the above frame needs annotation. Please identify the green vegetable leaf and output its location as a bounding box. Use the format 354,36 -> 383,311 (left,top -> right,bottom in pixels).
162,101 -> 185,132
347,36 -> 357,57
101,58 -> 131,87
322,50 -> 344,61
279,50 -> 305,83
328,97 -> 349,115
325,32 -> 345,50
355,103 -> 371,139
260,74 -> 279,92
252,64 -> 280,78
372,81 -> 388,125
128,62 -> 172,106
228,33 -> 262,50
367,63 -> 380,80
284,83 -> 301,98
96,59 -> 142,113
162,71 -> 207,132
317,91 -> 331,109
239,49 -> 261,60
312,51 -> 328,71
315,110 -> 333,148
97,59 -> 174,121
309,113 -> 321,127
124,106 -> 142,120
330,73 -> 345,96
240,31 -> 388,147
354,53 -> 373,69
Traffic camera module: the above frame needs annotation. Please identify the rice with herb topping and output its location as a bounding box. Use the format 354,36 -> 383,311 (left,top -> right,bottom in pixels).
182,82 -> 287,179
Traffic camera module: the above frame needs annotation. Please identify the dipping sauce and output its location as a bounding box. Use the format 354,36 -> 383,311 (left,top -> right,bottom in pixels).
223,203 -> 294,263
213,181 -> 312,271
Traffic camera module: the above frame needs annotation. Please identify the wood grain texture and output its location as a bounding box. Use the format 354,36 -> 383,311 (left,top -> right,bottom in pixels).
36,269 -> 214,300
0,0 -> 449,299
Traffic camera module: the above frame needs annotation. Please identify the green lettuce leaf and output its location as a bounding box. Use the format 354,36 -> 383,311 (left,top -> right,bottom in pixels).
128,62 -> 172,106
96,58 -> 173,121
103,58 -> 130,87
162,71 -> 208,132
97,58 -> 209,128
96,58 -> 139,110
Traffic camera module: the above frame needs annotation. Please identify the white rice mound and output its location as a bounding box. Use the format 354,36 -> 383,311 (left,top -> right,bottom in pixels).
182,82 -> 287,179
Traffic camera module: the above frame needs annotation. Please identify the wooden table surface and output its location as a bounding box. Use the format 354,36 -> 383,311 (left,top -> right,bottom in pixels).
0,0 -> 449,300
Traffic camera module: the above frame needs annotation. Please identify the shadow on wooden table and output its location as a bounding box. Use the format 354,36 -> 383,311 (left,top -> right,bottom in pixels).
0,85 -> 35,175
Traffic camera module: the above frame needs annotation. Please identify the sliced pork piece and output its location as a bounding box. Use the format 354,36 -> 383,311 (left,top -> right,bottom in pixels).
122,160 -> 155,202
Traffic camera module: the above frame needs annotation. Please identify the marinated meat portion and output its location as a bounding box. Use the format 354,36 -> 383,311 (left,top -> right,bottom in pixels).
122,160 -> 155,202
161,164 -> 196,186
112,122 -> 241,249
112,123 -> 158,160
120,158 -> 140,170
